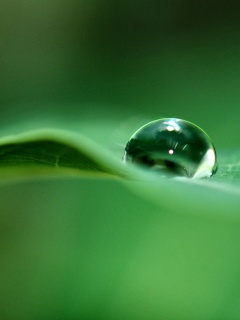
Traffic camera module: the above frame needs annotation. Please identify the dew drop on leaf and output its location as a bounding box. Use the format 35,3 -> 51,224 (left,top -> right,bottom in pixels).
123,118 -> 217,179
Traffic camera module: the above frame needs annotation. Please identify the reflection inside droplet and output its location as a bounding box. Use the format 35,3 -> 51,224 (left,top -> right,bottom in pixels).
123,118 -> 217,179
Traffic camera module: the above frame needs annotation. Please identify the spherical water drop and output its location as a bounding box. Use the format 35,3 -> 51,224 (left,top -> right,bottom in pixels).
123,118 -> 217,179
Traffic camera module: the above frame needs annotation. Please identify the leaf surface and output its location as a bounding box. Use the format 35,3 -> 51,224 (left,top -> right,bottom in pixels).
0,123 -> 240,320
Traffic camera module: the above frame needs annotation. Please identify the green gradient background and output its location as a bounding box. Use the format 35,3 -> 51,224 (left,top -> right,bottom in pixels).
1,1 -> 240,147
1,2 -> 240,319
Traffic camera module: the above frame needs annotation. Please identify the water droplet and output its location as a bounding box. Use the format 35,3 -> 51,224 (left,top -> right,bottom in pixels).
123,118 -> 217,179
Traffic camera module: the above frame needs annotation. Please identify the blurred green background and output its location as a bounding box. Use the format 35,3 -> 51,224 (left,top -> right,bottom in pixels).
1,2 -> 240,319
1,0 -> 240,148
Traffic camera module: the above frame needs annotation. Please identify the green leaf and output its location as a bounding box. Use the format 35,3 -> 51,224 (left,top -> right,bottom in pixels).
0,128 -> 126,182
0,124 -> 240,320
0,126 -> 239,220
